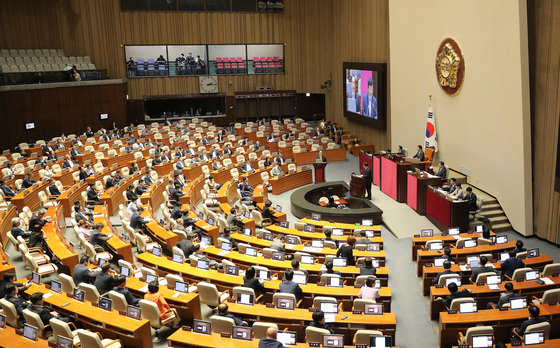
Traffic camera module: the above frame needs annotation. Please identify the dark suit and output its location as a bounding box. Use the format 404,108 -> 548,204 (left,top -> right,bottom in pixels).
22,177 -> 36,188
73,264 -> 94,285
501,258 -> 525,278
169,188 -> 184,206
436,166 -> 447,178
130,212 -> 149,230
74,211 -> 92,224
135,185 -> 147,196
62,160 -> 74,169
514,316 -> 548,336
87,188 -> 99,202
11,226 -> 31,240
413,150 -> 425,161
90,231 -> 110,250
48,184 -> 61,196
361,93 -> 378,119
105,178 -> 116,189
70,149 -> 81,157
29,215 -> 47,233
113,286 -> 140,305
214,312 -> 244,327
177,239 -> 194,257
262,206 -> 273,220
0,281 -> 28,300
336,244 -> 355,266
316,155 -> 327,163
470,265 -> 497,283
310,321 -> 335,334
464,192 -> 478,211
240,162 -> 253,173
143,175 -> 154,186
432,269 -> 454,285
363,167 -> 372,199
359,266 -> 377,276
258,338 -> 283,348
442,289 -> 472,307
28,304 -> 55,325
126,191 -> 138,202
0,185 -> 15,198
243,277 -> 265,297
93,272 -> 114,295
275,156 -> 285,165
279,280 -> 303,299
6,295 -> 29,317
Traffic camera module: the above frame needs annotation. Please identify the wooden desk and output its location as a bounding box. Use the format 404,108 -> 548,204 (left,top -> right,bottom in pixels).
439,304 -> 560,348
43,205 -> 79,274
52,168 -> 77,186
168,328 -> 401,348
101,152 -> 135,169
265,224 -> 382,244
426,188 -> 469,232
99,172 -> 141,215
139,176 -> 167,211
411,232 -> 497,261
0,325 -> 50,346
416,241 -> 517,276
11,180 -> 49,212
74,152 -> 97,166
318,199 -> 348,207
142,205 -> 179,251
136,253 -> 391,309
56,182 -> 87,217
298,218 -> 382,235
93,205 -> 133,263
25,283 -> 152,348
269,169 -> 313,195
421,255 -> 554,296
429,275 -> 560,319
292,147 -> 347,166
406,173 -> 445,215
0,205 -> 18,247
252,184 -> 268,204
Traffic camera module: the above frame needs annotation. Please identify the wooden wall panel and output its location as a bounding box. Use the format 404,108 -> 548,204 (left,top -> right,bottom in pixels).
529,0 -> 560,244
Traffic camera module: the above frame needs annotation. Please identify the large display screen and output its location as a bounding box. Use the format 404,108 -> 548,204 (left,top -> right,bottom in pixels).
343,62 -> 386,128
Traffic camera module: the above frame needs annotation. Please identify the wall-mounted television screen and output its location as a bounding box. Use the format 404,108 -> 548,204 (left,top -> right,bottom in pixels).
343,62 -> 387,129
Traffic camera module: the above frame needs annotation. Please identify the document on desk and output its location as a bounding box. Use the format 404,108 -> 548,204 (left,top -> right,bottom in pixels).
540,277 -> 554,285
188,285 -> 197,292
302,247 -> 322,253
488,285 -> 500,291
452,235 -> 460,240
459,265 -> 469,271
219,291 -> 230,303
43,292 -> 53,299
139,285 -> 149,292
217,251 -> 230,256
324,314 -> 336,323
172,292 -> 181,298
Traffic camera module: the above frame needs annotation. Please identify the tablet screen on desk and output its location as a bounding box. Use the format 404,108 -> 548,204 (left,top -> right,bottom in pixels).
280,221 -> 289,228
120,266 -> 131,277
277,331 -> 296,346
448,227 -> 460,236
367,243 -> 380,251
245,247 -> 257,257
300,255 -> 314,265
31,272 -> 40,285
57,335 -> 73,348
244,211 -> 251,219
175,281 -> 187,293
197,259 -> 209,270
459,302 -> 477,313
510,297 -> 527,310
272,251 -> 285,261
173,253 -> 183,263
99,297 -> 112,311
311,239 -> 324,248
237,293 -> 253,306
262,231 -> 274,241
332,258 -> 347,267
127,305 -> 142,320
429,242 -> 443,251
275,205 -> 282,213
528,248 -> 540,258
198,212 -> 204,220
496,235 -> 508,244
524,331 -> 545,345
464,239 -> 477,248
486,275 -> 501,285
286,236 -> 298,245
243,228 -> 252,236
304,225 -> 314,233
73,288 -> 85,302
98,258 -> 106,266
472,335 -> 493,348
433,257 -> 446,267
525,270 -> 540,281
276,297 -> 295,310
445,277 -> 461,287
332,228 -> 344,236
0,314 -> 5,329
207,217 -> 215,226
145,274 -> 157,284
201,236 -> 211,246
192,319 -> 211,335
225,265 -> 239,276
312,213 -> 321,221
362,219 -> 373,226
474,225 -> 484,233
498,252 -> 510,262
23,323 -> 38,341
320,301 -> 338,314
232,326 -> 252,341
421,229 -> 433,237
327,276 -> 343,288
221,241 -> 232,251
258,270 -> 270,281
50,280 -> 62,294
322,334 -> 344,348
292,273 -> 307,285
151,246 -> 161,257
364,303 -> 383,315
370,336 -> 392,348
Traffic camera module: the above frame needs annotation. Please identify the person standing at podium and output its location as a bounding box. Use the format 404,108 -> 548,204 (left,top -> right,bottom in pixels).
363,162 -> 372,200
315,151 -> 327,163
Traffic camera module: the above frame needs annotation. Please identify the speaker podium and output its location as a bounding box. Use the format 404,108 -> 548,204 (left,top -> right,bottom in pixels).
313,161 -> 327,183
350,172 -> 366,197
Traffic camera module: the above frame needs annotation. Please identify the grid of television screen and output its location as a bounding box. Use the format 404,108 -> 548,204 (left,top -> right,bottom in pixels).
124,44 -> 284,78
121,0 -> 283,12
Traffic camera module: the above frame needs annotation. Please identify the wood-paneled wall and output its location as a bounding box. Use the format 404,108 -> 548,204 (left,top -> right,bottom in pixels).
0,0 -> 391,151
528,0 -> 560,244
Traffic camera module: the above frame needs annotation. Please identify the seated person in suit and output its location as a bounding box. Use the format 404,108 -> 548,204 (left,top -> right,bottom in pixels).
278,270 -> 303,300
29,209 -> 49,248
267,134 -> 276,141
87,182 -> 100,203
113,275 -> 140,305
324,229 -> 339,248
269,234 -> 286,252
309,310 -> 335,334
336,236 -> 356,266
219,227 -> 237,249
463,187 -> 478,211
226,208 -> 242,227
432,260 -> 454,285
90,222 -> 111,252
0,179 -> 15,198
321,261 -> 340,276
442,247 -> 455,263
412,145 -> 425,161
436,282 -> 472,307
169,184 -> 185,207
213,303 -> 247,326
259,327 -> 283,348
0,273 -> 29,299
238,184 -> 253,204
397,145 -> 405,155
501,251 -> 525,279
360,257 -> 377,276
435,161 -> 447,178
10,217 -> 31,240
315,151 -> 327,163
212,158 -> 223,170
93,263 -> 115,295
270,164 -> 283,177
73,256 -> 94,285
5,284 -> 29,319
21,173 -> 36,189
62,154 -> 75,169
355,230 -> 369,245
261,200 -> 274,220
130,206 -> 150,232
243,267 -> 265,299
144,282 -> 180,326
275,155 -> 286,165
449,182 -> 463,199
264,156 -> 273,167
125,185 -> 138,202
47,179 -> 61,197
291,259 -> 308,277
470,256 -> 497,283
357,276 -> 380,301
240,177 -> 253,192
513,240 -> 527,254
512,305 -> 548,338
135,179 -> 147,196
176,234 -> 195,258
487,282 -> 523,309
240,160 -> 254,173
29,292 -> 73,327
351,137 -> 360,146
443,177 -> 457,192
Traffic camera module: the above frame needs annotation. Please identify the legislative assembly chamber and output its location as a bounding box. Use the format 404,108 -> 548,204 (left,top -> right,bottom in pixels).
0,1 -> 559,347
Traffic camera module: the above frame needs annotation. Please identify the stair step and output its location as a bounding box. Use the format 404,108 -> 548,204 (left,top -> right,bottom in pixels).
481,210 -> 504,218
492,223 -> 512,232
488,216 -> 508,224
481,203 -> 501,210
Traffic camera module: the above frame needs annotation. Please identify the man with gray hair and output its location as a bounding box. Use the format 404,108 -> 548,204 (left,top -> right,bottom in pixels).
11,217 -> 31,240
